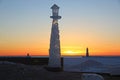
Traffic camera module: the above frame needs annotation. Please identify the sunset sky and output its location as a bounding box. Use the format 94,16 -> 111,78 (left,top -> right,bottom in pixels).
0,0 -> 120,56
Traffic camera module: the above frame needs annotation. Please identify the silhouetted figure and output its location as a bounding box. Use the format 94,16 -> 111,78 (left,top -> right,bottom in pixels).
86,48 -> 89,57
26,53 -> 30,64
27,53 -> 30,57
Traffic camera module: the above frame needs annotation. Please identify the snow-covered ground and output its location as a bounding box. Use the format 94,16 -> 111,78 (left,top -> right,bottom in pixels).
63,56 -> 120,75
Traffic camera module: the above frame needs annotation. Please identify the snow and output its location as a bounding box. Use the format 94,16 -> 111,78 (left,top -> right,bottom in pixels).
0,61 -> 16,65
81,73 -> 104,80
63,56 -> 120,75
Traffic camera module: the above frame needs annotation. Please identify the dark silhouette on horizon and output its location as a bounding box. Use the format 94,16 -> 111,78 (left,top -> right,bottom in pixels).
86,47 -> 89,57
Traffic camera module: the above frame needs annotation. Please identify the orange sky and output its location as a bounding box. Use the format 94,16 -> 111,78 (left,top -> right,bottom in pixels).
0,0 -> 120,56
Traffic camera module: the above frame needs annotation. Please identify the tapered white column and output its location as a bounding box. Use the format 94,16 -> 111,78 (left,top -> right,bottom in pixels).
48,4 -> 61,68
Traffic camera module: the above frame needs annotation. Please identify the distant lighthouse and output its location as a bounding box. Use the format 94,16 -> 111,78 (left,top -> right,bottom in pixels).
86,48 -> 89,57
48,4 -> 62,70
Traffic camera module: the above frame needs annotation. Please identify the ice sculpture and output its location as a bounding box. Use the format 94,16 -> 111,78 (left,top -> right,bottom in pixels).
48,4 -> 61,69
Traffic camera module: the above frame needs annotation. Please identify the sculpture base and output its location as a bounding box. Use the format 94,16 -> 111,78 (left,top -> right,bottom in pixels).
44,66 -> 62,72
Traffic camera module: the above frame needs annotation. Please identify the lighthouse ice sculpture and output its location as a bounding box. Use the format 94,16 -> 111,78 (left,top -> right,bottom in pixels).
48,4 -> 62,70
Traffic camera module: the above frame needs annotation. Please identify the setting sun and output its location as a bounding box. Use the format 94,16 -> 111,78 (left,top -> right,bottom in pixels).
63,50 -> 81,56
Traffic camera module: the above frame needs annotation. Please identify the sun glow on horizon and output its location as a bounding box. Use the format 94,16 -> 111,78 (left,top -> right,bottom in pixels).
63,50 -> 82,56
0,0 -> 120,56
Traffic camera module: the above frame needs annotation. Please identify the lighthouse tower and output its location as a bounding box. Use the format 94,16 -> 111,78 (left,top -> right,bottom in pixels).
48,4 -> 61,70
86,48 -> 89,57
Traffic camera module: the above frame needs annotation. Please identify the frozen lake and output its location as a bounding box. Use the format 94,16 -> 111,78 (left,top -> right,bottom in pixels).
63,56 -> 120,75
